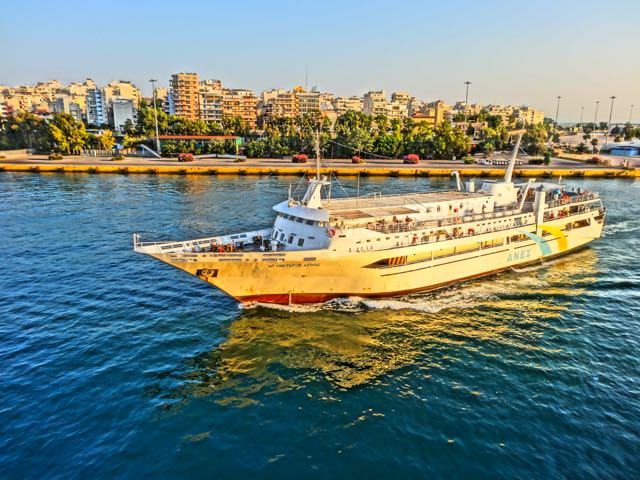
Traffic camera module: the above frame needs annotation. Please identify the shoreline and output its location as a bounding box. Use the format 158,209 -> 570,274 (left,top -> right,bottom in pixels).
0,156 -> 638,178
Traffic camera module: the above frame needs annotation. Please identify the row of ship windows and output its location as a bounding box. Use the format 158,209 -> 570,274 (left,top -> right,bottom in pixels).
273,229 -> 318,247
277,213 -> 327,227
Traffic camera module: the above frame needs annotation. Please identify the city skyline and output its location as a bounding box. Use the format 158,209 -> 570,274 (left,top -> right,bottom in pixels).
2,0 -> 639,122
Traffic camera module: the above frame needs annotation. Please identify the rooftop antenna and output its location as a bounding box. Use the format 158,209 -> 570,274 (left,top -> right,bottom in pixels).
305,65 -> 308,91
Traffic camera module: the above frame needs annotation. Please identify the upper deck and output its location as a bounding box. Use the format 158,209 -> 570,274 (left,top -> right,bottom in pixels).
323,190 -> 486,221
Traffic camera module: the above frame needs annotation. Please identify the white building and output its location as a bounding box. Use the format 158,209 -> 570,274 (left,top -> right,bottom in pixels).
111,99 -> 135,131
333,96 -> 363,115
363,91 -> 387,116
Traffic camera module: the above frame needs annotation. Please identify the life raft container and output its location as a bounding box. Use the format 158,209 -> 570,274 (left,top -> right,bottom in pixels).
327,227 -> 337,237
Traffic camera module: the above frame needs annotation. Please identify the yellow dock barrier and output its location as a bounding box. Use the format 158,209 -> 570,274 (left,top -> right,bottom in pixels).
0,162 -> 638,178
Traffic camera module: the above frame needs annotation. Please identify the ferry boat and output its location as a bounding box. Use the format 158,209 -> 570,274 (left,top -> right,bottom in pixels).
134,134 -> 606,305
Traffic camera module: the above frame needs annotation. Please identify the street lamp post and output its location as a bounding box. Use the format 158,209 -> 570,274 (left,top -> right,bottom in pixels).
463,81 -> 471,124
630,104 -> 634,124
604,96 -> 616,149
579,106 -> 584,130
553,96 -> 561,140
594,100 -> 599,132
149,79 -> 161,156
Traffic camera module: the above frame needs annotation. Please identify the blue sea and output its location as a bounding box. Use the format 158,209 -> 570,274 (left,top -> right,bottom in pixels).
1,173 -> 639,479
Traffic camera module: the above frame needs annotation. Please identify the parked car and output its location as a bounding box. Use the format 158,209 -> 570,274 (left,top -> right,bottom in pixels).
403,154 -> 419,164
352,155 -> 364,164
292,154 -> 308,163
178,153 -> 194,162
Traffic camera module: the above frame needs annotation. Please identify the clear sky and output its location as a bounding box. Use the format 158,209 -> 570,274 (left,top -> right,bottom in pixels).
2,0 -> 638,122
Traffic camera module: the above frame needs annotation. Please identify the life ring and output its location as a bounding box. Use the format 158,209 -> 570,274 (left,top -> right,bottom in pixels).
327,227 -> 336,237
468,228 -> 475,235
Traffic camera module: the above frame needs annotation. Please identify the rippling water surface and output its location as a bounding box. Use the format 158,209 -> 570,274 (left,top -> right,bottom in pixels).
1,173 -> 639,478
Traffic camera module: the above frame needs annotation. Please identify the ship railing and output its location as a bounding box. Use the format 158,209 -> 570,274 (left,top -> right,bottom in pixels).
543,203 -> 601,221
133,228 -> 272,254
545,192 -> 599,209
351,219 -> 539,254
359,204 -> 531,235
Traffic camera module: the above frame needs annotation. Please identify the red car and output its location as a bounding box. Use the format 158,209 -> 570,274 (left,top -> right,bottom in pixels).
292,154 -> 308,163
403,154 -> 419,164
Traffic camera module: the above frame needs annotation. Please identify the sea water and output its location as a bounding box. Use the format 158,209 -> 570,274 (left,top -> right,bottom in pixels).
1,173 -> 639,478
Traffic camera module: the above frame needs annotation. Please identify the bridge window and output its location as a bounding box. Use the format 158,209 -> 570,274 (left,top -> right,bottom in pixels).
305,219 -> 314,225
288,235 -> 294,244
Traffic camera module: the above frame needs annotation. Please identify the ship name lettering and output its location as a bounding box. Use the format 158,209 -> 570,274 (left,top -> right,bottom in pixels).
507,249 -> 532,262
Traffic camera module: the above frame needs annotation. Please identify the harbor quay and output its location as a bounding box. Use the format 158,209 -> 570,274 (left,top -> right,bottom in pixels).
1,153 -> 638,177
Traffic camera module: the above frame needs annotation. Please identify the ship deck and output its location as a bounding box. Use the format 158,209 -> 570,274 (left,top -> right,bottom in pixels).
324,190 -> 486,221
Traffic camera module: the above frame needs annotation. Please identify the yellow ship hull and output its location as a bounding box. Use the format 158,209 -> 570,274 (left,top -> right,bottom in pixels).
146,212 -> 604,304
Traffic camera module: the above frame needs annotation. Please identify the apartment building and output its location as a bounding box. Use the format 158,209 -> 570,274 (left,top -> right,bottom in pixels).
103,80 -> 140,103
86,88 -> 107,125
222,88 -> 258,128
332,96 -> 363,115
169,73 -> 200,120
515,106 -> 544,125
296,90 -> 320,115
50,96 -> 83,122
391,91 -> 411,104
386,101 -> 409,119
363,91 -> 387,116
199,79 -> 224,123
319,92 -> 335,112
263,91 -> 298,118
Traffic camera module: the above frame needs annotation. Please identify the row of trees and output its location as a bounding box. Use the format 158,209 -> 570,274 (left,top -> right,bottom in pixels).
0,112 -> 116,154
243,111 -> 472,160
2,100 -> 637,159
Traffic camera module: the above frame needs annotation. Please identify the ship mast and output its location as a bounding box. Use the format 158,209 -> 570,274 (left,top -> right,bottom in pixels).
504,130 -> 525,183
314,129 -> 321,181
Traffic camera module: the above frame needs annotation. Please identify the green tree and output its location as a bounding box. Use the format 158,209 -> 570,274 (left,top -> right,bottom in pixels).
123,119 -> 136,135
333,111 -> 375,157
590,138 -> 599,153
49,113 -> 88,154
136,100 -> 169,135
96,129 -> 115,150
522,124 -> 549,155
622,123 -> 637,141
428,122 -> 471,159
3,112 -> 52,152
222,116 -> 249,137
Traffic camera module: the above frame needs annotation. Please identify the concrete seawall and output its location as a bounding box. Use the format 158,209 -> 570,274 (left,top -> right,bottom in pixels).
1,162 -> 638,178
